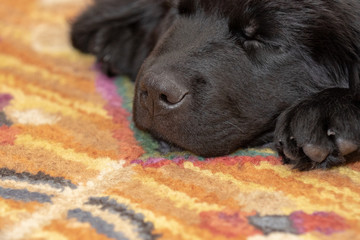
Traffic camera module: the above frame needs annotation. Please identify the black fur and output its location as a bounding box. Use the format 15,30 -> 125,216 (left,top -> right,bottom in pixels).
71,0 -> 360,170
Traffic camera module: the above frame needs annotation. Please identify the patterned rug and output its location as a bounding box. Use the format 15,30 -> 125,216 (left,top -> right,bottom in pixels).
1,1 -> 360,239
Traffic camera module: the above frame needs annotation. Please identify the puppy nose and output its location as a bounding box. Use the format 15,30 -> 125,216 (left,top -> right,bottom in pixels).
139,72 -> 188,115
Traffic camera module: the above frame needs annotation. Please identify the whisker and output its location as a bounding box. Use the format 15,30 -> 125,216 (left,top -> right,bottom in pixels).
206,109 -> 245,134
223,120 -> 245,134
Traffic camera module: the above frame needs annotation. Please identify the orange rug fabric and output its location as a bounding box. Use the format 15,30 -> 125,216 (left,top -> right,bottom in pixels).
0,1 -> 360,239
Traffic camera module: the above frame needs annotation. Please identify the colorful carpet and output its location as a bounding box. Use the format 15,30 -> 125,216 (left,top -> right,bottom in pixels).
1,1 -> 360,239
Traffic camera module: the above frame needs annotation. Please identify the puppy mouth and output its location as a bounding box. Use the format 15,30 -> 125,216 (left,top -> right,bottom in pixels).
149,135 -> 185,154
133,103 -> 242,157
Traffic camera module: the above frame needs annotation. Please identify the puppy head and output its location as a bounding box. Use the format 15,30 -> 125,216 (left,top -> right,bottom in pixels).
132,0 -> 359,156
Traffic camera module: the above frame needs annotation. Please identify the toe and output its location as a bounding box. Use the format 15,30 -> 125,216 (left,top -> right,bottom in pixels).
303,144 -> 330,163
336,138 -> 358,156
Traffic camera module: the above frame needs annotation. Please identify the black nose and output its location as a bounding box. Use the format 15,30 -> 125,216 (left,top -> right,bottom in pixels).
138,72 -> 188,116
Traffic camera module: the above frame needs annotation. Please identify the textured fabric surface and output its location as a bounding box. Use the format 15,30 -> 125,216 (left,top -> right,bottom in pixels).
1,1 -> 360,239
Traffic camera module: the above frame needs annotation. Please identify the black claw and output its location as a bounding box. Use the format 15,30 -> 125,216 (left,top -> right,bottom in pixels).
281,156 -> 292,164
318,154 -> 345,169
293,159 -> 313,171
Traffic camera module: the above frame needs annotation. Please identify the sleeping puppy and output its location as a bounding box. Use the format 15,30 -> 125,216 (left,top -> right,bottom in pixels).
71,0 -> 360,170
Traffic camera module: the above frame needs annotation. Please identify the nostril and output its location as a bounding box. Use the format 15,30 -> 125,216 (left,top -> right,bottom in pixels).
160,94 -> 170,104
159,92 -> 188,105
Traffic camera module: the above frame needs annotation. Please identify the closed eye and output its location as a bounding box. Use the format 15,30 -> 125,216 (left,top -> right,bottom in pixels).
229,27 -> 282,52
228,29 -> 263,49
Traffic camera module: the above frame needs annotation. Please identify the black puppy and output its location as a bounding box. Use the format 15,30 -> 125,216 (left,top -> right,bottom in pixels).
71,0 -> 360,170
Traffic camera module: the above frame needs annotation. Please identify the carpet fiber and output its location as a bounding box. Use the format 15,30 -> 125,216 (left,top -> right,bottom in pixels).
1,1 -> 360,239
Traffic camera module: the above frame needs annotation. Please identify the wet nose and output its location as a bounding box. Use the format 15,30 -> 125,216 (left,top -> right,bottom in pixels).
138,72 -> 188,115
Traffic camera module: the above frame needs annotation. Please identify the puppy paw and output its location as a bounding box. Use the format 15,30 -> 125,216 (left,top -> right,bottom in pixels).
275,88 -> 360,170
90,26 -> 121,77
70,3 -> 142,78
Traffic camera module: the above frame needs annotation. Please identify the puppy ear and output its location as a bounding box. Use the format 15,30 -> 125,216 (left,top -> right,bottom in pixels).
70,0 -> 175,78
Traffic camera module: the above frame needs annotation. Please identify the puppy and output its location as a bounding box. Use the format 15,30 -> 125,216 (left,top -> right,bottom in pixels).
71,0 -> 360,170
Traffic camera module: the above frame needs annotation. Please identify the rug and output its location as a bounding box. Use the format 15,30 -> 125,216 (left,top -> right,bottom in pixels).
0,1 -> 360,239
